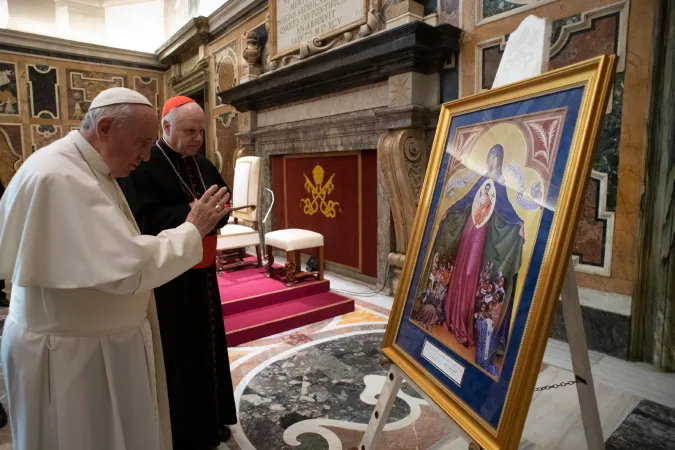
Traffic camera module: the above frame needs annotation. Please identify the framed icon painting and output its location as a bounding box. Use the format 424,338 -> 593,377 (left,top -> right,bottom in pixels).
382,55 -> 616,450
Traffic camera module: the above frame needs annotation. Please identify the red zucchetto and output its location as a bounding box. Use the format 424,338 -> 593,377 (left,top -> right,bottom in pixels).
161,95 -> 196,118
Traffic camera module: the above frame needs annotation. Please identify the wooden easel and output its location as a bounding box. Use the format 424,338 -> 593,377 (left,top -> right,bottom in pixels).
360,16 -> 604,450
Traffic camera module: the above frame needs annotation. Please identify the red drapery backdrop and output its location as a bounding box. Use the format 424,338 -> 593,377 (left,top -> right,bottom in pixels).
271,151 -> 378,277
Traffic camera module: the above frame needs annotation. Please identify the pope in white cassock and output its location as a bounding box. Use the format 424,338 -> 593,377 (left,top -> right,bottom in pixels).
0,87 -> 232,450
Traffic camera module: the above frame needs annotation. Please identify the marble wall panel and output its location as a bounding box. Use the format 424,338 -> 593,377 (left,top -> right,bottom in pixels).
31,124 -> 63,152
133,76 -> 160,116
213,41 -> 237,107
474,2 -> 628,279
27,64 -> 60,119
479,0 -> 560,24
0,123 -> 23,187
439,0 -> 460,27
257,83 -> 389,128
214,109 -> 239,188
440,52 -> 459,102
66,69 -> 127,120
0,62 -> 20,116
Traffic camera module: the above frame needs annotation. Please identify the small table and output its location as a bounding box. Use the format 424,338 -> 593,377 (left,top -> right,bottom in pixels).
264,229 -> 324,286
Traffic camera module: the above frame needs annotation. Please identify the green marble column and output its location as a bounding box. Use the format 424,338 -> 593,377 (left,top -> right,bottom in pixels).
630,0 -> 675,372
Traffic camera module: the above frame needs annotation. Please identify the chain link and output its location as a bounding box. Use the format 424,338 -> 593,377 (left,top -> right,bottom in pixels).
534,378 -> 583,392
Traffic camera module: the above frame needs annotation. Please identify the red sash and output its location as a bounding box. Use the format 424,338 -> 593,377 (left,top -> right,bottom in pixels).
193,234 -> 218,269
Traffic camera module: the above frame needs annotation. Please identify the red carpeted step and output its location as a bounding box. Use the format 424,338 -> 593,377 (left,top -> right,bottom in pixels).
221,278 -> 330,316
223,292 -> 355,347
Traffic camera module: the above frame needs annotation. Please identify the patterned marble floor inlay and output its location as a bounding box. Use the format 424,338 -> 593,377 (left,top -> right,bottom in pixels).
239,333 -> 426,450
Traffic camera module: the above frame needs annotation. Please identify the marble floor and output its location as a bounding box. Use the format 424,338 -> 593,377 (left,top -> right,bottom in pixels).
0,274 -> 674,449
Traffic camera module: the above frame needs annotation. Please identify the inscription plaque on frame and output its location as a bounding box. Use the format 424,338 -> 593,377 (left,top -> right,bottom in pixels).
269,0 -> 368,58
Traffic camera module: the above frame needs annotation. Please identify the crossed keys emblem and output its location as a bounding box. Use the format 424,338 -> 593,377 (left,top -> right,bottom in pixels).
300,164 -> 341,219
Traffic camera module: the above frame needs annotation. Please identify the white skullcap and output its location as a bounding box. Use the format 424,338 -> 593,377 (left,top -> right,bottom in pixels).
89,87 -> 153,110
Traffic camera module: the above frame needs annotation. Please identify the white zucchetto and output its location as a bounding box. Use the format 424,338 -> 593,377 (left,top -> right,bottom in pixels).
89,87 -> 153,110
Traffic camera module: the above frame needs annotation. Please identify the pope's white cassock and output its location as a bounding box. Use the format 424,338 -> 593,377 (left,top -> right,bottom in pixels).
0,129 -> 203,449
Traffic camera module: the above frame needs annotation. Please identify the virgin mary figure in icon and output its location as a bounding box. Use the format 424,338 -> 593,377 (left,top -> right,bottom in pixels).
427,144 -> 525,372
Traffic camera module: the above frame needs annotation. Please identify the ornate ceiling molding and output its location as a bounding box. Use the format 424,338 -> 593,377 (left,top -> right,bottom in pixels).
156,17 -> 211,65
0,28 -> 166,71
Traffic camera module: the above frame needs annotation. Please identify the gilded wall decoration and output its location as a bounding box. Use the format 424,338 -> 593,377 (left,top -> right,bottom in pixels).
474,1 -> 629,276
214,110 -> 239,188
31,124 -> 63,152
300,164 -> 341,219
133,77 -> 160,115
213,41 -> 238,106
27,64 -> 60,119
0,62 -> 19,116
67,70 -> 127,120
0,123 -> 23,187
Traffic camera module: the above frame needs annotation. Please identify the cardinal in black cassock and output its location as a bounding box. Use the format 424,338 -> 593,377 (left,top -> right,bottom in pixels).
118,96 -> 237,450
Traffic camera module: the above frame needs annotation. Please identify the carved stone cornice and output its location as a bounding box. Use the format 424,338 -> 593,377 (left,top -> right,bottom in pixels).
169,56 -> 211,95
209,0 -> 268,38
217,22 -> 461,112
156,17 -> 211,65
0,28 -> 165,71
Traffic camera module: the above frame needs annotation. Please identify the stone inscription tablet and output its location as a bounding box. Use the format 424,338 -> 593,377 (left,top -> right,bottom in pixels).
275,0 -> 366,54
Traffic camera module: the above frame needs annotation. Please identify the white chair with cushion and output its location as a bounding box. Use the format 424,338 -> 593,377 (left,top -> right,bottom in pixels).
264,229 -> 324,286
216,156 -> 263,271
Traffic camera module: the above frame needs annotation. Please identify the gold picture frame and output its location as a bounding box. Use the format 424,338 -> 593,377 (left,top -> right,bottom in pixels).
382,55 -> 616,450
267,0 -> 370,60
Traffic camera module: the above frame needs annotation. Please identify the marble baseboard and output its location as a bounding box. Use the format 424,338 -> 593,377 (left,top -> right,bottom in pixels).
549,301 -> 630,359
